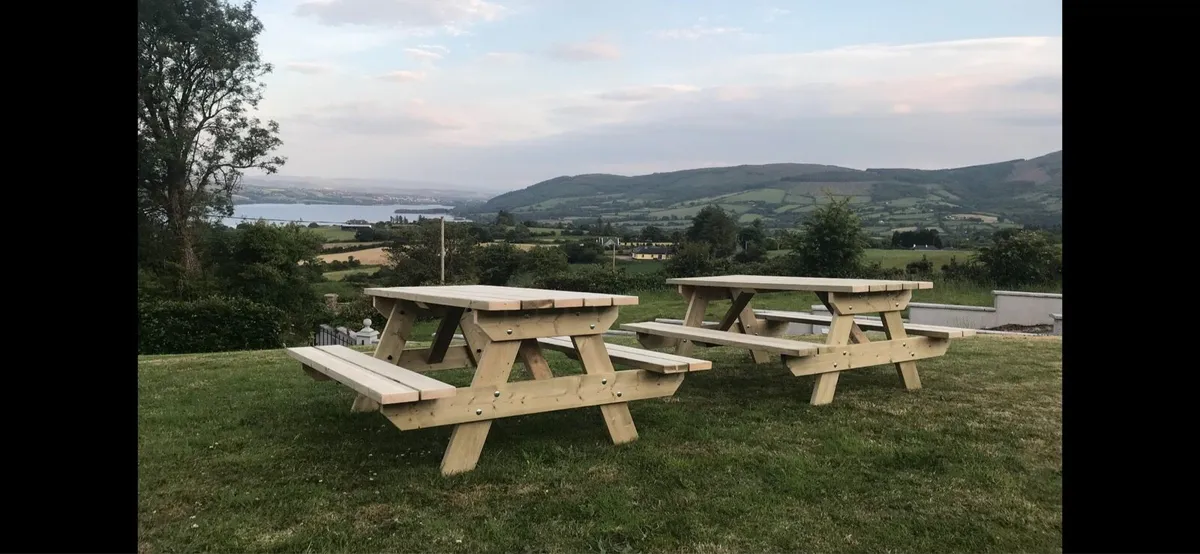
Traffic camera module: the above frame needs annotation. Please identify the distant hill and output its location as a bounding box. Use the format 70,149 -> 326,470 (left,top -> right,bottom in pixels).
476,151 -> 1063,237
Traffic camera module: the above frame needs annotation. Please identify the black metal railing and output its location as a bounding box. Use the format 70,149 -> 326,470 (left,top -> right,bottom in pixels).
312,324 -> 356,347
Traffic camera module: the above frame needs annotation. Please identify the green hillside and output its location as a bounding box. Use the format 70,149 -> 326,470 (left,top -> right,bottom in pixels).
474,151 -> 1062,238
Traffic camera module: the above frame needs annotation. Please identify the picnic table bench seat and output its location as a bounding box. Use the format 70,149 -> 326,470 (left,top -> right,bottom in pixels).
536,336 -> 712,373
287,345 -> 457,405
752,310 -> 978,339
619,321 -> 828,357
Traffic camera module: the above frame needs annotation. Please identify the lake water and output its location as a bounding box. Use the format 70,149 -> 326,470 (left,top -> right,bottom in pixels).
222,204 -> 468,227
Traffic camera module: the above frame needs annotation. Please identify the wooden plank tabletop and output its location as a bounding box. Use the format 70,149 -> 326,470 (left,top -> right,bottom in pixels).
665,275 -> 933,293
364,285 -> 640,311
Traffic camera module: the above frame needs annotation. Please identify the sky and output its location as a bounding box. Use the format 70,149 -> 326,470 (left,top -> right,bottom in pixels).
252,0 -> 1062,190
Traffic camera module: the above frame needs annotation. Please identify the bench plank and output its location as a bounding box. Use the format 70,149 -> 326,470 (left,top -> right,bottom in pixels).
316,345 -> 457,400
537,337 -> 712,373
287,347 -> 421,404
754,310 -> 977,339
619,322 -> 826,357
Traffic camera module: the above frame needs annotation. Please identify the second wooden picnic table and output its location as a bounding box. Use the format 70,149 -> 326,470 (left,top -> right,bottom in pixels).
622,275 -> 975,406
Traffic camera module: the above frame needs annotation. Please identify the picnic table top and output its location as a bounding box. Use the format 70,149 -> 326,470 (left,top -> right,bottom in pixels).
665,275 -> 934,293
364,285 -> 640,311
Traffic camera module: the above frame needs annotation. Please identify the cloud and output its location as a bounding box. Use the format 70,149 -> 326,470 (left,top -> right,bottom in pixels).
547,38 -> 621,61
653,25 -> 745,40
765,7 -> 790,21
283,61 -> 335,75
1006,75 -> 1062,95
482,51 -> 523,63
404,47 -> 445,61
595,85 -> 699,102
294,0 -> 505,30
261,36 -> 1062,187
286,101 -> 467,136
377,70 -> 426,82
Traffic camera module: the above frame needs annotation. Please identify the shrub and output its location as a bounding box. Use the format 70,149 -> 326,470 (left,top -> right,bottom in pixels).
975,229 -> 1062,287
941,256 -> 988,283
905,255 -> 934,277
138,296 -> 288,355
857,262 -> 906,280
535,266 -> 669,294
665,242 -> 732,278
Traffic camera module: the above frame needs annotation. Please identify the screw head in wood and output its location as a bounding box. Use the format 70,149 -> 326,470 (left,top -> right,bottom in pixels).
834,363 -> 838,368
506,329 -> 513,335
475,409 -> 483,415
387,355 -> 394,360
601,378 -> 608,385
616,391 -> 622,397
493,390 -> 501,397
590,324 -> 596,329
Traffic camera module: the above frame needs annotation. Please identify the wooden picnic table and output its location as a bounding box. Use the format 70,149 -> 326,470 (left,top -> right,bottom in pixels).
622,275 -> 973,406
286,285 -> 710,476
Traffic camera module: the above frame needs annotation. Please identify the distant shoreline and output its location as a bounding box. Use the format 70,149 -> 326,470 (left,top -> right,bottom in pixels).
396,207 -> 454,214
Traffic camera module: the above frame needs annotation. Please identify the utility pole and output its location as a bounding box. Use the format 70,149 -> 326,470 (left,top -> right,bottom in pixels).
611,238 -> 617,272
440,215 -> 445,284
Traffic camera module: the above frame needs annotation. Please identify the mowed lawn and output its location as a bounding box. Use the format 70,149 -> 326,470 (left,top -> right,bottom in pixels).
138,334 -> 1062,553
767,249 -> 975,270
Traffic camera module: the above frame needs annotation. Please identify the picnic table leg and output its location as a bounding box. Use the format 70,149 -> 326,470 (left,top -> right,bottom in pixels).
807,292 -> 871,406
440,315 -> 521,476
817,292 -> 870,345
716,288 -> 772,364
879,311 -> 922,390
573,334 -> 638,444
518,339 -> 555,380
353,300 -> 418,413
426,307 -> 465,364
674,285 -> 712,357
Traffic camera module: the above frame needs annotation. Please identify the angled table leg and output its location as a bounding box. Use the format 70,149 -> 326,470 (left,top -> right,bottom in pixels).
716,288 -> 773,364
354,300 -> 418,413
572,334 -> 638,444
440,312 -> 522,476
879,311 -> 922,390
674,285 -> 713,356
808,292 -> 870,406
518,339 -> 554,380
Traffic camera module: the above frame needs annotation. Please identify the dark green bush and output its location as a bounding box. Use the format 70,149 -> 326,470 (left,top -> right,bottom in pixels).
535,266 -> 669,294
138,296 -> 288,355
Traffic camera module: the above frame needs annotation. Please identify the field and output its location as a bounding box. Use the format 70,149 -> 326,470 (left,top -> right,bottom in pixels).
138,330 -> 1062,553
323,266 -> 382,281
319,247 -> 389,266
308,226 -> 359,242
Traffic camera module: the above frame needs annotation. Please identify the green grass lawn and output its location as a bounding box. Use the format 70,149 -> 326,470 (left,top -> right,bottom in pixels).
309,226 -> 359,241
139,334 -> 1061,553
323,266 -> 382,281
766,249 -> 976,270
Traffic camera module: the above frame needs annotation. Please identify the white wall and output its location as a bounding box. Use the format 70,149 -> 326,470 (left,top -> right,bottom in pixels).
908,303 -> 998,328
993,291 -> 1063,326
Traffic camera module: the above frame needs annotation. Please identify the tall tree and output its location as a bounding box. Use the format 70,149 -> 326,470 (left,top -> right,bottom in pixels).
138,0 -> 285,285
383,220 -> 479,286
640,225 -> 666,242
787,194 -> 868,277
686,205 -> 739,258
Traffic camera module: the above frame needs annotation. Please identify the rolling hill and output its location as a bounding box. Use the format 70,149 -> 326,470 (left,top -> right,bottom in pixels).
475,151 -> 1062,238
